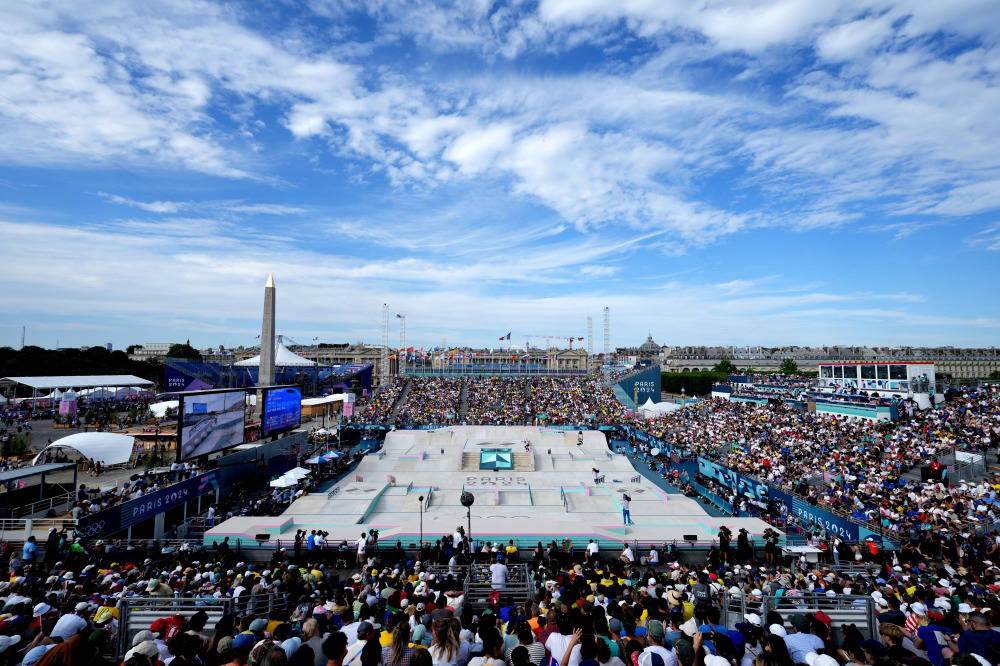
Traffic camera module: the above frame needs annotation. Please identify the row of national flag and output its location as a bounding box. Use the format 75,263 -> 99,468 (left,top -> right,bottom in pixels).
389,346 -> 558,362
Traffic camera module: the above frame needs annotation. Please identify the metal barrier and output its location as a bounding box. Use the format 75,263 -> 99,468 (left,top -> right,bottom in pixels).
464,563 -> 533,606
767,593 -> 877,639
0,517 -> 77,540
720,592 -> 877,639
118,597 -> 234,657
12,491 -> 76,518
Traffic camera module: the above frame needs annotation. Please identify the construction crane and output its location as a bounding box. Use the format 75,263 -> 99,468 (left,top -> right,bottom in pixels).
523,334 -> 585,351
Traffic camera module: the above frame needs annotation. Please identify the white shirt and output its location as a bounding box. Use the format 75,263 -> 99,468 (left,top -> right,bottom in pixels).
587,542 -> 599,555
344,639 -> 368,666
341,621 -> 360,645
490,562 -> 509,588
546,633 -> 581,666
357,537 -> 366,554
621,547 -> 634,562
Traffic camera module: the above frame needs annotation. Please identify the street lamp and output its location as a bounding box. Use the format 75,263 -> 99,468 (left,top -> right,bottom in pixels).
681,387 -> 686,407
460,491 -> 475,549
418,495 -> 425,549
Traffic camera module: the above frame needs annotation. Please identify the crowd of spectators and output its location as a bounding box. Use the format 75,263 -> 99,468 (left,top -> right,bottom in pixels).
396,380 -> 463,426
361,376 -> 629,427
8,523 -> 1000,666
357,384 -> 406,423
465,379 -> 533,426
633,387 -> 1000,540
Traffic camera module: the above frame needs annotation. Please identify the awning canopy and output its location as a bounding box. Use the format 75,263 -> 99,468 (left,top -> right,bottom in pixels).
0,463 -> 76,484
0,375 -> 153,391
32,432 -> 137,466
234,343 -> 316,368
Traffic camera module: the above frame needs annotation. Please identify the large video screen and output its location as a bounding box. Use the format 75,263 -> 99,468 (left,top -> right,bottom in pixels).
262,386 -> 302,435
179,389 -> 247,460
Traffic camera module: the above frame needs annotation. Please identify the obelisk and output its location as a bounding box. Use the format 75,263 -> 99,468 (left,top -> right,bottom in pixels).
259,273 -> 276,386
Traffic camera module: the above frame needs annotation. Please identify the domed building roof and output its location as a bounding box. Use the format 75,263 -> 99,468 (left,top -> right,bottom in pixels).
639,334 -> 660,354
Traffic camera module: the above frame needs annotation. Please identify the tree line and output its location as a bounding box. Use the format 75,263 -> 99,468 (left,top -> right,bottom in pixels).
0,345 -> 162,396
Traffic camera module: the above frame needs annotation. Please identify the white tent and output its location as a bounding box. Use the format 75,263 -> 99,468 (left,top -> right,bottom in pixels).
32,432 -> 136,466
235,342 -> 316,368
149,400 -> 179,418
269,476 -> 298,488
639,398 -> 685,417
285,467 -> 311,478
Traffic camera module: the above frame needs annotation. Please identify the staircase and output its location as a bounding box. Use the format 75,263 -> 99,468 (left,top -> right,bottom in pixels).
458,378 -> 470,421
462,451 -> 479,471
512,451 -> 534,471
388,379 -> 412,422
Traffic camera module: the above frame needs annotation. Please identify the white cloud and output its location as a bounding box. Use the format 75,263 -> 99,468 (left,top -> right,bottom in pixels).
5,215 -> 991,350
99,193 -> 185,214
966,222 -> 1000,251
98,193 -> 308,216
816,13 -> 894,61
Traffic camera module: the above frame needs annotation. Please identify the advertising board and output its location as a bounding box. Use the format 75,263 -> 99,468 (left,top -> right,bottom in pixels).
616,365 -> 661,408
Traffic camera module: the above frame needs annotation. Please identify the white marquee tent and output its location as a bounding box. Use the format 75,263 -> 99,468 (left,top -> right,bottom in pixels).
32,432 -> 137,466
0,375 -> 153,391
638,397 -> 686,417
235,342 -> 316,368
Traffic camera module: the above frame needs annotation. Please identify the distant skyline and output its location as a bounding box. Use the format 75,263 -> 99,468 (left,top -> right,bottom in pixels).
1,1 -> 999,350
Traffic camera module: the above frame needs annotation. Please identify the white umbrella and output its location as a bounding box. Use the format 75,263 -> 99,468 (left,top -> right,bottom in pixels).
285,467 -> 311,478
269,476 -> 297,488
650,448 -> 661,456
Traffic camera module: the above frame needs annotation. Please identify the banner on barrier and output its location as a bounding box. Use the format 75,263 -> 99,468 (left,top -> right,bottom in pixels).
766,487 -> 861,540
696,457 -> 769,503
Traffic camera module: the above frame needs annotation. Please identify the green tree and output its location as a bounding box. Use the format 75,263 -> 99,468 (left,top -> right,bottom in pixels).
712,359 -> 738,375
167,343 -> 202,360
990,370 -> 1000,380
779,358 -> 799,375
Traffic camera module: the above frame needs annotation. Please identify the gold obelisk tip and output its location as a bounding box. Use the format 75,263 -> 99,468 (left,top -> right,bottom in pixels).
265,273 -> 275,288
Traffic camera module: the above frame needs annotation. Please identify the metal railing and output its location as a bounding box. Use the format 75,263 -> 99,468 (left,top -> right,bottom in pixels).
0,517 -> 77,540
11,491 -> 76,518
720,592 -> 877,639
464,563 -> 533,606
118,597 -> 234,657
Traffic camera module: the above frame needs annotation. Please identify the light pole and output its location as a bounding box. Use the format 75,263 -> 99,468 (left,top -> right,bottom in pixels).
461,491 -> 475,550
418,495 -> 424,549
681,387 -> 686,407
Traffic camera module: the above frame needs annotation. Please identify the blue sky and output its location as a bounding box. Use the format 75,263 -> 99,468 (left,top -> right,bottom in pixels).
1,0 -> 999,351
